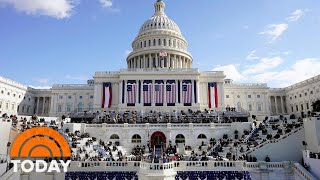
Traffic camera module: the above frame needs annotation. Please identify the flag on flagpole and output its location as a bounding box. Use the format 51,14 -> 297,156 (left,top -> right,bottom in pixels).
208,82 -> 218,108
182,81 -> 192,104
102,82 -> 112,108
159,50 -> 168,57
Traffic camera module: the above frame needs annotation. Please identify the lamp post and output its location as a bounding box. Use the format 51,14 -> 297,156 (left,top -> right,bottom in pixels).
6,142 -> 11,172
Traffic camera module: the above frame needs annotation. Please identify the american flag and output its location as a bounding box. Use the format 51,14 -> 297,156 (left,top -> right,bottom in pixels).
159,50 -> 168,57
143,82 -> 152,104
182,82 -> 192,104
154,83 -> 164,104
127,83 -> 136,104
208,82 -> 218,108
166,82 -> 176,104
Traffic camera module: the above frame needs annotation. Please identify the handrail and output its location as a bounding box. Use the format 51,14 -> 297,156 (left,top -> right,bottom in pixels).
245,125 -> 257,142
207,141 -> 220,156
292,163 -> 317,180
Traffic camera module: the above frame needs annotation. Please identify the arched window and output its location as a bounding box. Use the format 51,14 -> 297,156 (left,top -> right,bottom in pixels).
175,134 -> 185,143
158,39 -> 161,46
197,134 -> 207,139
110,134 -> 120,139
148,40 -> 151,47
169,40 -> 171,47
132,134 -> 141,143
153,39 -> 156,46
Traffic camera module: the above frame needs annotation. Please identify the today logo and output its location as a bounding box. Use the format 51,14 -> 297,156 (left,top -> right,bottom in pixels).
10,127 -> 71,173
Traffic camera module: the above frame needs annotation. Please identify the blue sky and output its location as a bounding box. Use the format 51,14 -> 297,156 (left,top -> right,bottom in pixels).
0,0 -> 320,88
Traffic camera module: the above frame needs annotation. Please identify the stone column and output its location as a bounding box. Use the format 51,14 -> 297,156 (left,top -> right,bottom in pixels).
192,80 -> 195,104
196,80 -> 200,104
124,80 -> 127,104
148,54 -> 151,68
50,94 -> 55,115
155,54 -> 159,68
280,96 -> 284,114
119,80 -> 123,105
275,96 -> 279,115
42,97 -> 45,115
36,97 -> 39,115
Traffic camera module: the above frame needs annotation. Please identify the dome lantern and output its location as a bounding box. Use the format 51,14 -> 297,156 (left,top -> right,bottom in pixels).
154,0 -> 166,16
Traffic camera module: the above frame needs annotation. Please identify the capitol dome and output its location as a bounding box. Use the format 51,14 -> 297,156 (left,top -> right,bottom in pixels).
127,0 -> 193,70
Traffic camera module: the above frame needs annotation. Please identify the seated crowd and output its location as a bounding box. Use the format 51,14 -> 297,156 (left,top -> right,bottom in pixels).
89,109 -> 246,124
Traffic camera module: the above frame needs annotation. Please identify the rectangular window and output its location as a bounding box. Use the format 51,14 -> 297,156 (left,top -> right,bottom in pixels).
307,103 -> 309,109
68,96 -> 72,99
257,104 -> 262,111
248,95 -> 252,98
257,95 -> 261,98
67,104 -> 71,112
301,104 -> 304,111
296,105 -> 299,111
226,95 -> 229,98
249,104 -> 252,111
59,96 -> 63,99
13,94 -> 16,97
11,104 -> 14,111
310,91 -> 313,94
305,93 -> 307,96
290,97 -> 292,100
6,103 -> 9,110
0,102 -> 2,109
79,96 -> 83,99
1,90 -> 3,94
291,106 -> 294,112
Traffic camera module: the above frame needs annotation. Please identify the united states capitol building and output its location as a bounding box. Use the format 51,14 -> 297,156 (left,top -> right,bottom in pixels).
0,0 -> 320,180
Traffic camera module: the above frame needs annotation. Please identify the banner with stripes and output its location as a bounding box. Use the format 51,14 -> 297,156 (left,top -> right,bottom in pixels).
166,80 -> 176,105
143,80 -> 152,105
208,82 -> 218,108
102,82 -> 112,108
127,81 -> 137,105
182,80 -> 192,104
154,80 -> 164,104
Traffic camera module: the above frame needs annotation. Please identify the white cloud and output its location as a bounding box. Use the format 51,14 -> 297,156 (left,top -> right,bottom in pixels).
259,23 -> 288,42
243,57 -> 284,75
125,49 -> 132,57
287,9 -> 304,22
213,58 -> 320,88
246,50 -> 259,60
99,0 -> 112,8
251,58 -> 320,87
65,74 -> 90,81
0,0 -> 75,19
213,64 -> 246,81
